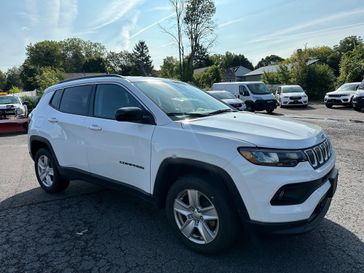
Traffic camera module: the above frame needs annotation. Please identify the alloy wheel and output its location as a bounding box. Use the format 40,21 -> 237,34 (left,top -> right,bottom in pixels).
37,155 -> 54,187
173,189 -> 219,244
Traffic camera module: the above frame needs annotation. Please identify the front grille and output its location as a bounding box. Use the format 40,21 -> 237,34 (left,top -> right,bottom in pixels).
304,139 -> 332,168
328,94 -> 342,97
289,96 -> 302,100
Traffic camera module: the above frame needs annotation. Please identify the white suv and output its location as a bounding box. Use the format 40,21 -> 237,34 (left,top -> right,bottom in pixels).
28,75 -> 338,254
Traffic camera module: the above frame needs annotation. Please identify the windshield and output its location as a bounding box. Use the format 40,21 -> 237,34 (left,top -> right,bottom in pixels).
209,91 -> 236,100
0,96 -> 20,105
246,83 -> 271,95
134,80 -> 232,120
337,83 -> 359,91
282,86 -> 304,93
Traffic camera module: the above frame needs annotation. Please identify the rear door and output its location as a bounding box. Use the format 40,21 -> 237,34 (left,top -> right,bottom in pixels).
84,83 -> 155,193
48,85 -> 93,171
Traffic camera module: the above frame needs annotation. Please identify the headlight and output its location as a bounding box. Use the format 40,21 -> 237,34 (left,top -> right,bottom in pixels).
238,148 -> 307,167
16,107 -> 25,116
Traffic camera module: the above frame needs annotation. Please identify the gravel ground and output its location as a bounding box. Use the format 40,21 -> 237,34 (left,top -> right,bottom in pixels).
0,105 -> 363,273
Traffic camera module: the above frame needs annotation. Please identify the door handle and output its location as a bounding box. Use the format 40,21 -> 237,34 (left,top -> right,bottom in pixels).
48,117 -> 58,123
88,125 -> 102,131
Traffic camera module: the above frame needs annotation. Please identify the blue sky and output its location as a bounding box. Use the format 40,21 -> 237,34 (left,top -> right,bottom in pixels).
0,0 -> 363,71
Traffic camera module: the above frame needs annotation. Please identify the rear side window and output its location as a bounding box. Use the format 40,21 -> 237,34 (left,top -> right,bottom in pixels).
94,84 -> 142,119
59,85 -> 93,116
50,90 -> 63,109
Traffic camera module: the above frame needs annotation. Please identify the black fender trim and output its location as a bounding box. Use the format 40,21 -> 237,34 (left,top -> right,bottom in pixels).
153,158 -> 251,223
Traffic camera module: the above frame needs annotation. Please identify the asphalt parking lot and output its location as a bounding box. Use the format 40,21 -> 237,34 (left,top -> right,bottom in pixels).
0,104 -> 363,273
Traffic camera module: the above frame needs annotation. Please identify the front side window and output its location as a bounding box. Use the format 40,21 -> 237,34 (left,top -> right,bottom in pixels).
59,85 -> 93,116
134,80 -> 231,120
94,84 -> 142,119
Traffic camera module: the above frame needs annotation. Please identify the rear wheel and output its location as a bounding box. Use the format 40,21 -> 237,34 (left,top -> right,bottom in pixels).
34,148 -> 69,193
266,108 -> 274,114
166,175 -> 239,254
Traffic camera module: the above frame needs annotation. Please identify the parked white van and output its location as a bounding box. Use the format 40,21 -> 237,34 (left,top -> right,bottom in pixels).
212,82 -> 277,113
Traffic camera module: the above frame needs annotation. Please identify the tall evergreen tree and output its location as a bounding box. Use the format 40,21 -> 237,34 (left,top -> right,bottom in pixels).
131,41 -> 153,76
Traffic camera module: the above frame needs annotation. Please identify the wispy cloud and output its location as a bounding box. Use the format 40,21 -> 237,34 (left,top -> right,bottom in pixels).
251,8 -> 364,43
119,13 -> 140,50
91,0 -> 144,30
130,13 -> 174,39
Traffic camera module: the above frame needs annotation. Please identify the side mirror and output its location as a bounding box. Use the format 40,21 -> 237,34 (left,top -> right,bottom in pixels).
22,101 -> 29,106
115,107 -> 143,122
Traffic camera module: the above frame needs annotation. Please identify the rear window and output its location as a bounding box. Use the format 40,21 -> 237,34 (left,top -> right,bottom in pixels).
59,85 -> 93,116
50,90 -> 63,109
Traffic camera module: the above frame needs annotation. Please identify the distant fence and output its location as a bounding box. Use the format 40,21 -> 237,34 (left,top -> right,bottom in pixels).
16,90 -> 37,97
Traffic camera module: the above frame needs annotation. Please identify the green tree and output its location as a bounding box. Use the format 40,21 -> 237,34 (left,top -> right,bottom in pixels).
306,64 -> 335,99
20,61 -> 40,90
5,67 -> 23,90
262,65 -> 291,84
337,45 -> 364,84
184,0 -> 216,81
131,41 -> 153,76
26,41 -> 63,68
305,46 -> 340,75
193,45 -> 213,69
160,56 -> 180,79
8,86 -> 22,94
334,36 -> 364,55
255,55 -> 284,69
211,52 -> 254,70
60,38 -> 107,72
194,65 -> 221,89
34,67 -> 64,93
82,57 -> 107,73
0,70 -> 6,90
106,51 -> 134,75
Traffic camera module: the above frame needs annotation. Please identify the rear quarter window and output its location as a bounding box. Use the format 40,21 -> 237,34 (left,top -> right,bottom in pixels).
49,90 -> 63,109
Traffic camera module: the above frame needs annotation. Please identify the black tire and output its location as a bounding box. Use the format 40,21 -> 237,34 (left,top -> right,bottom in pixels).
325,103 -> 333,108
34,148 -> 69,193
245,102 -> 254,112
266,108 -> 274,114
166,175 -> 239,254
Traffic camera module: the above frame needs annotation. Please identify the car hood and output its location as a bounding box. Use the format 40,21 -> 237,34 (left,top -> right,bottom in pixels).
281,92 -> 306,97
326,90 -> 356,96
222,98 -> 244,104
181,112 -> 324,149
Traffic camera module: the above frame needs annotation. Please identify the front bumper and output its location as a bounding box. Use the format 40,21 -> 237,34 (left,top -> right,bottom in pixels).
352,96 -> 364,109
227,149 -> 337,223
324,96 -> 351,105
281,98 -> 308,106
248,168 -> 338,234
253,99 -> 278,111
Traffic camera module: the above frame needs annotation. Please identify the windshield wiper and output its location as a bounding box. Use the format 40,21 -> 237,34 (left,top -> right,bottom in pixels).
166,112 -> 208,117
206,109 -> 234,116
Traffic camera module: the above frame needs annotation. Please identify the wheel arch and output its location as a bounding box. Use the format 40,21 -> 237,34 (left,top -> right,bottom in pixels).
29,136 -> 60,166
153,158 -> 250,223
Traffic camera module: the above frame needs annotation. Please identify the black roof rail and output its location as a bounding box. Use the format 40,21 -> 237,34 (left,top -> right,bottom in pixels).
57,74 -> 124,84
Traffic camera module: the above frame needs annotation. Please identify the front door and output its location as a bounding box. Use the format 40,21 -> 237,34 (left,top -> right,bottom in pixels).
85,84 -> 155,193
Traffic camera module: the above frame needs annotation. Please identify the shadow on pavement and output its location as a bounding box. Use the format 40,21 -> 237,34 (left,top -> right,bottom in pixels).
0,184 -> 363,273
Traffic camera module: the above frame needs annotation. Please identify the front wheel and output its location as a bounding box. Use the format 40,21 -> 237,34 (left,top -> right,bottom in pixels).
266,108 -> 274,114
34,148 -> 70,193
166,175 -> 239,254
325,103 -> 333,108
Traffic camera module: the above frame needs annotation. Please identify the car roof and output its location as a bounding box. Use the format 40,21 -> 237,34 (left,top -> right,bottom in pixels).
280,85 -> 302,88
47,75 -> 183,94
